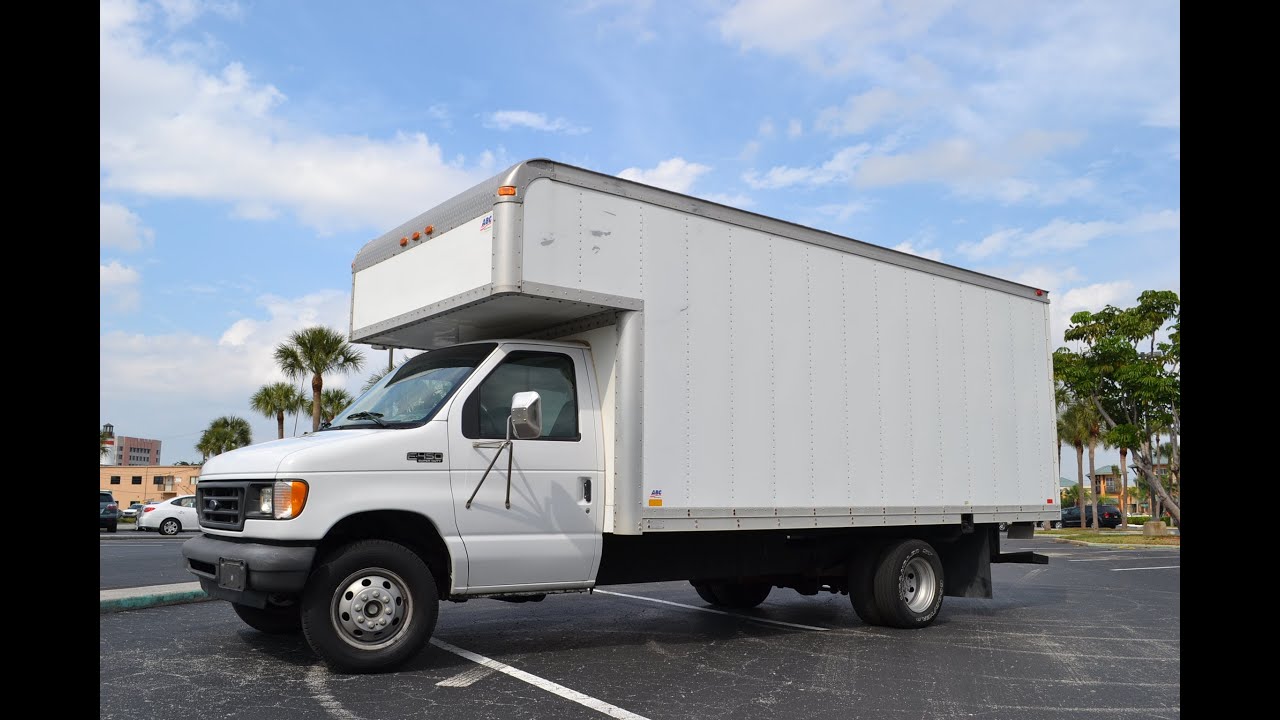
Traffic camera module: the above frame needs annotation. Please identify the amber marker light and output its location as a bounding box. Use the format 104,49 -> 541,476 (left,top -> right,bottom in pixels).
497,186 -> 517,196
399,237 -> 408,247
272,480 -> 309,520
412,231 -> 421,240
424,225 -> 434,234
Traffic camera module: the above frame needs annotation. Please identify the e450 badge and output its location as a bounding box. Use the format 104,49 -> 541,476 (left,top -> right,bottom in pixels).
406,452 -> 444,463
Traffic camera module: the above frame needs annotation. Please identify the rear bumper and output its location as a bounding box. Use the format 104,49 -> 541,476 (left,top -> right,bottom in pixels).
182,534 -> 316,608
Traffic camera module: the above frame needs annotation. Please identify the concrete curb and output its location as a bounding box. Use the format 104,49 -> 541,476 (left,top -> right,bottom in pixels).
100,582 -> 213,613
1049,538 -> 1181,551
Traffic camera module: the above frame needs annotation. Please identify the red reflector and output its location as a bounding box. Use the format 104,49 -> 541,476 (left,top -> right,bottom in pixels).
1035,289 -> 1044,296
1047,498 -> 1054,504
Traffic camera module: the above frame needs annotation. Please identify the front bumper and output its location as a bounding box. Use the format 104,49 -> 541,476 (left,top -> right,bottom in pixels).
182,534 -> 316,608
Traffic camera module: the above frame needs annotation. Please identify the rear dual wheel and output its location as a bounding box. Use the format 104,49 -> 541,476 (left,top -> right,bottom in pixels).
849,539 -> 944,629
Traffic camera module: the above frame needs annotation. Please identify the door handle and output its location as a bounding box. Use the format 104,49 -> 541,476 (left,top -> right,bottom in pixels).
580,477 -> 592,503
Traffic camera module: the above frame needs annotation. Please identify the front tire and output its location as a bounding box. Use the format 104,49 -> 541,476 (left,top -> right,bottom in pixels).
158,518 -> 180,536
301,540 -> 438,674
108,521 -> 118,533
872,539 -> 944,629
234,601 -> 302,634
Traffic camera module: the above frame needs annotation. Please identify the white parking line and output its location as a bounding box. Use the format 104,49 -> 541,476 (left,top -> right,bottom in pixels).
1111,566 -> 1180,572
430,638 -> 650,720
594,589 -> 829,632
436,665 -> 495,688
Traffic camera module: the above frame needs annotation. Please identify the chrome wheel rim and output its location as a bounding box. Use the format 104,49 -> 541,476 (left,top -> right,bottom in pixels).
900,556 -> 938,613
330,567 -> 411,650
161,520 -> 178,535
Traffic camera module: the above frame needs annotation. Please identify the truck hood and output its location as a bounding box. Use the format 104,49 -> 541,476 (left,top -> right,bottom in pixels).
199,429 -> 382,476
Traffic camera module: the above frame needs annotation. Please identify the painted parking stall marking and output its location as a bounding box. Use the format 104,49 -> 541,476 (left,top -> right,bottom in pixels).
1111,565 -> 1180,572
430,638 -> 651,720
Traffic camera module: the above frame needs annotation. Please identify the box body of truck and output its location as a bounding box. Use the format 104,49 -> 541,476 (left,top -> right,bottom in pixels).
350,159 -> 1058,534
185,158 -> 1057,673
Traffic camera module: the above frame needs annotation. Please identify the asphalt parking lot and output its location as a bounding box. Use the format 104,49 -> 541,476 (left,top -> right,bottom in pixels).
99,537 -> 1179,719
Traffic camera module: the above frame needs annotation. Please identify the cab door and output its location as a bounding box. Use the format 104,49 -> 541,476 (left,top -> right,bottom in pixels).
447,345 -> 602,592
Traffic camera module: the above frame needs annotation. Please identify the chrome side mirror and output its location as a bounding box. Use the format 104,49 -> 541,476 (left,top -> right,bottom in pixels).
509,391 -> 542,440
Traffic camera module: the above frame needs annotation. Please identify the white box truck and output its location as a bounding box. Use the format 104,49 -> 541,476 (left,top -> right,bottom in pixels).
184,158 -> 1058,673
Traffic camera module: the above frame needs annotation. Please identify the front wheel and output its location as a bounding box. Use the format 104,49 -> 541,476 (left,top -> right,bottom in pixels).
301,540 -> 439,674
158,518 -> 181,536
872,539 -> 944,629
1051,520 -> 1062,529
234,601 -> 302,634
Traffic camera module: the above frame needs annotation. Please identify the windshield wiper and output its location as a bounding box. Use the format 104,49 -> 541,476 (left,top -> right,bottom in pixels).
344,411 -> 387,427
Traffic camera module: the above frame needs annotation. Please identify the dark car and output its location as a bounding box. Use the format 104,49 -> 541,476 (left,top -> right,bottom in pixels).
1060,504 -> 1121,529
100,490 -> 119,533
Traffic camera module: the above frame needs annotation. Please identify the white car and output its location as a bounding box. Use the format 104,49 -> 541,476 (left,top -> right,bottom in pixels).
137,495 -> 198,535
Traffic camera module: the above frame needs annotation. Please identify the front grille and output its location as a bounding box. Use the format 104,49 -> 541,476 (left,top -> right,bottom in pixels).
196,482 -> 257,531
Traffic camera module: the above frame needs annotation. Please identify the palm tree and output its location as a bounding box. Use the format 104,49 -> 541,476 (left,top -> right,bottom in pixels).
321,388 -> 354,424
197,416 -> 253,460
1060,402 -> 1092,528
274,326 -> 365,432
100,429 -> 111,459
1085,410 -> 1106,530
251,382 -> 309,440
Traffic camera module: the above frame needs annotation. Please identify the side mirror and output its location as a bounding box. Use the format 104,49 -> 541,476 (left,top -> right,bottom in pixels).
509,391 -> 542,440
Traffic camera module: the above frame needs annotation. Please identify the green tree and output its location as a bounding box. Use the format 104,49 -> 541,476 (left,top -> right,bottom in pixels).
100,429 -> 111,459
274,326 -> 365,432
251,382 -> 309,440
197,416 -> 253,460
1056,290 -> 1180,524
321,388 -> 354,425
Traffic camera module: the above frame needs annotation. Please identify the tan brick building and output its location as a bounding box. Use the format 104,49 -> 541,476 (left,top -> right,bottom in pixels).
101,465 -> 201,507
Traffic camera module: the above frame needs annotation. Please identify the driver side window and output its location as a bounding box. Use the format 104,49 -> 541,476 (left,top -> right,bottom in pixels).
463,351 -> 579,440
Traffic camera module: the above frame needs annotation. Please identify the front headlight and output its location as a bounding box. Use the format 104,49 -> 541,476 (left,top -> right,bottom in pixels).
257,479 -> 309,517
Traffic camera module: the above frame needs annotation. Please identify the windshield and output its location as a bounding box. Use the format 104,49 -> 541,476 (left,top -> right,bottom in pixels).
323,343 -> 496,430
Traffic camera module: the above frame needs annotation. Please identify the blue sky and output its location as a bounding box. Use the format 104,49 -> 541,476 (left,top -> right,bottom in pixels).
100,0 -> 1179,475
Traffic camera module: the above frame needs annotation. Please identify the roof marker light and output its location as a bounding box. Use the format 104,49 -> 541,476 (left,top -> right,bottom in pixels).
1035,289 -> 1045,296
399,237 -> 408,247
424,225 -> 434,234
412,231 -> 421,241
497,186 -> 517,196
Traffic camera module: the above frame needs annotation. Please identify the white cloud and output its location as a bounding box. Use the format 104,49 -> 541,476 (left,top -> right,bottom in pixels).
787,118 -> 803,138
482,110 -> 590,135
617,157 -> 711,194
100,289 -> 382,458
892,241 -> 942,261
100,203 -> 155,251
958,210 -> 1180,260
101,260 -> 141,311
718,0 -> 952,74
701,192 -> 754,209
743,144 -> 870,189
1050,281 -> 1134,348
758,118 -> 776,137
1012,266 -> 1083,294
155,0 -> 241,29
817,88 -> 905,136
815,201 -> 871,222
100,7 -> 495,233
